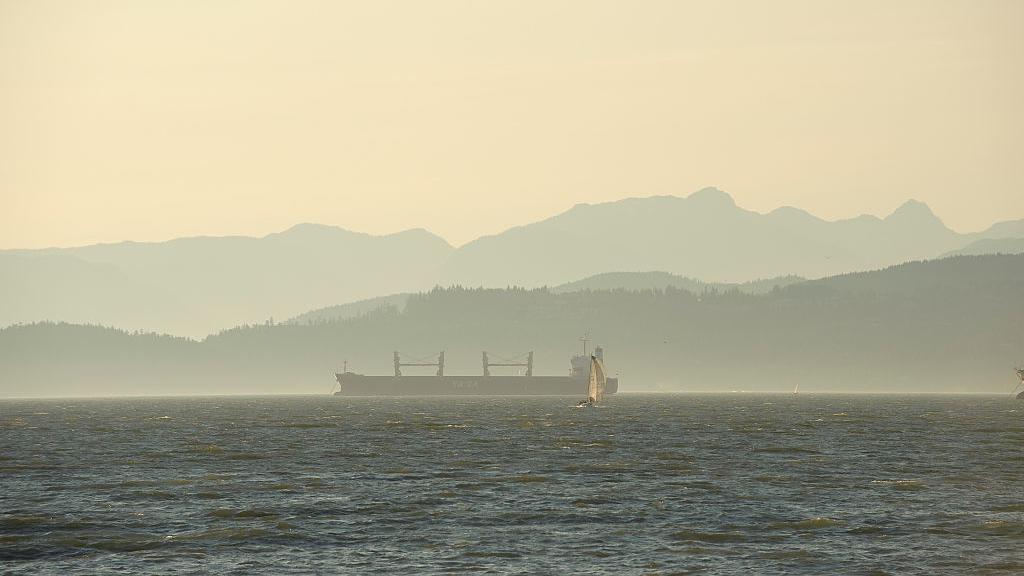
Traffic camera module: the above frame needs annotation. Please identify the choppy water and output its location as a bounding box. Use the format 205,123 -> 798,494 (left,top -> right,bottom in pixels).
1,394 -> 1022,574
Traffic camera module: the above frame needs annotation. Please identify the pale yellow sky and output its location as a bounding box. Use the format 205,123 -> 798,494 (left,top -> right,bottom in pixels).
1,0 -> 1021,249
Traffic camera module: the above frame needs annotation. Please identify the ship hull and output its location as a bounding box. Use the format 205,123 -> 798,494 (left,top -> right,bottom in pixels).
334,374 -> 618,397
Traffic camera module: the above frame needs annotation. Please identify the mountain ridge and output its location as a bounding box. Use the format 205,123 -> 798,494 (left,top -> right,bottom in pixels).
3,188 -> 1023,337
6,190 -> 1019,253
0,223 -> 453,337
438,188 -> 999,287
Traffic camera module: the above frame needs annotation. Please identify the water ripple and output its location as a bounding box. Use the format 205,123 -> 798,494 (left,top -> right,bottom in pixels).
1,394 -> 1020,574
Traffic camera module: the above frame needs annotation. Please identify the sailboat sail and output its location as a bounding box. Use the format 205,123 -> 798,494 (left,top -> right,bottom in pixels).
587,356 -> 606,403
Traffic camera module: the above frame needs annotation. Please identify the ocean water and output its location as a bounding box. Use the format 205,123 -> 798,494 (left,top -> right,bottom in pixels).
1,394 -> 1021,575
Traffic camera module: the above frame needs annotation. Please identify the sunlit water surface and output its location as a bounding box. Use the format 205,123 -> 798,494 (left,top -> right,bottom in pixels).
1,394 -> 1022,574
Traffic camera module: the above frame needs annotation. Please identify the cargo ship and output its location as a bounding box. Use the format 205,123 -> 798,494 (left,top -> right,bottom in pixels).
334,342 -> 619,397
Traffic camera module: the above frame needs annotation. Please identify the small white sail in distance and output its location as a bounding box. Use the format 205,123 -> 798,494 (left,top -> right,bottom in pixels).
793,382 -> 800,394
587,356 -> 606,404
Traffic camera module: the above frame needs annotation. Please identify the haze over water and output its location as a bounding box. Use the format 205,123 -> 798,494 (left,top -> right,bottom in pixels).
2,394 -> 1021,574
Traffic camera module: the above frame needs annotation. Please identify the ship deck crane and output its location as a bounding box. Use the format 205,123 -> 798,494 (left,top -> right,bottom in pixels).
482,351 -> 533,377
393,351 -> 445,377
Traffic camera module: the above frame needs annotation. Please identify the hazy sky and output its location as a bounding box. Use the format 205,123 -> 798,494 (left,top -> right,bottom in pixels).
2,0 -> 1021,249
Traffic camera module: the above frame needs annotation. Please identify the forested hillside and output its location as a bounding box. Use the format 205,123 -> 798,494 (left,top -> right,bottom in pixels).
2,254 -> 1021,397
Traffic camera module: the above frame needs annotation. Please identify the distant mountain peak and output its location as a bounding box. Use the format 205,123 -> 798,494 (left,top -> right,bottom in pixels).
886,199 -> 939,222
279,222 -> 349,234
686,186 -> 736,207
390,227 -> 454,247
272,223 -> 449,246
768,205 -> 818,223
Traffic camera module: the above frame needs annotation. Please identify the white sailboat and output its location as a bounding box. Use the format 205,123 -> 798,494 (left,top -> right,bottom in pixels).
577,356 -> 606,407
